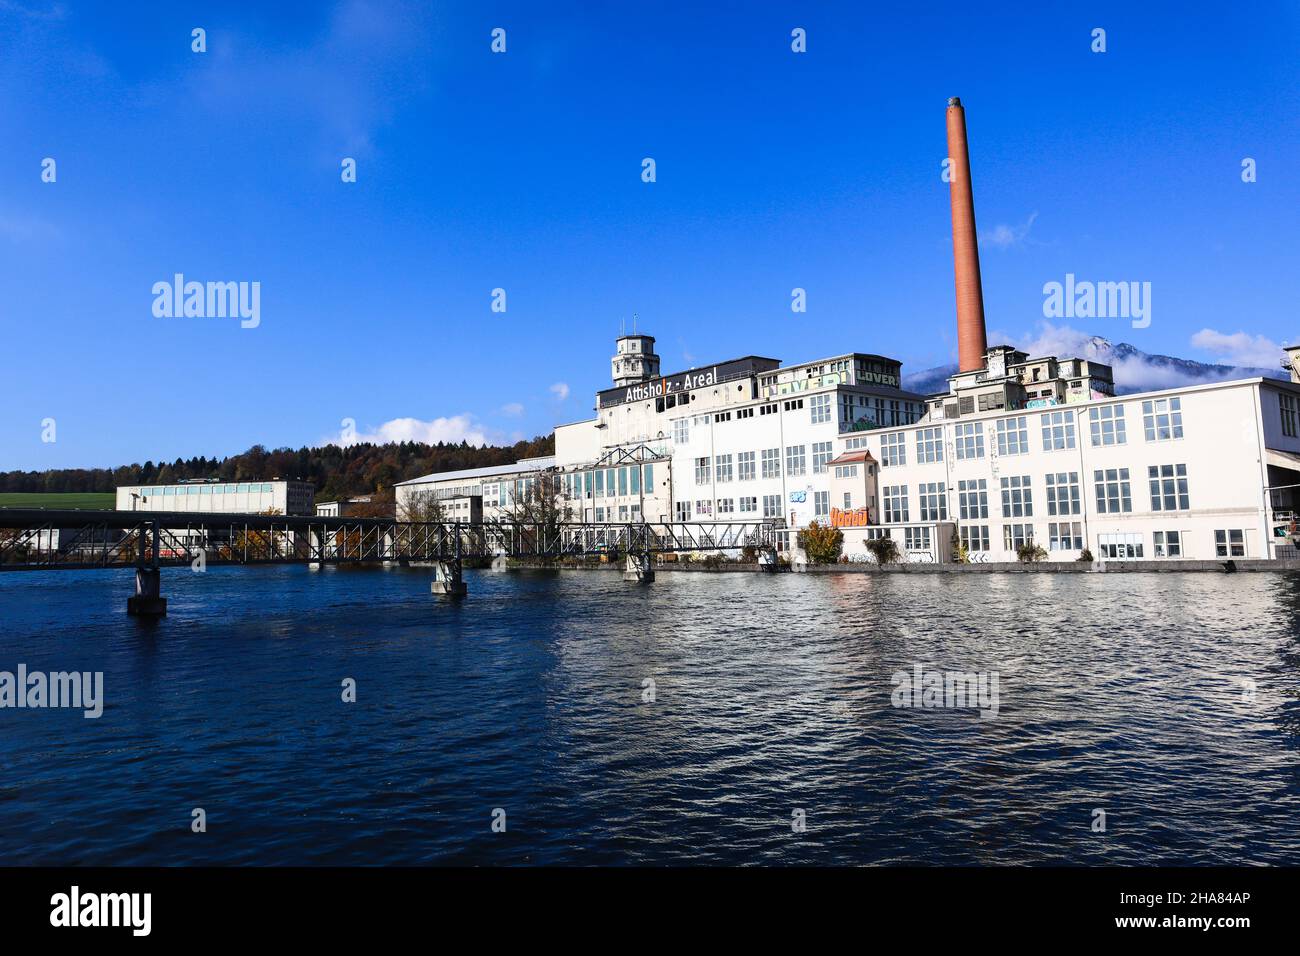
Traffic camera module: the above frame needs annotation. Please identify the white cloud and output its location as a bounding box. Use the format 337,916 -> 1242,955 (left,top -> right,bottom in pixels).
990,321 -> 1275,392
1190,328 -> 1283,369
549,382 -> 570,401
979,211 -> 1038,249
500,402 -> 524,417
330,414 -> 489,448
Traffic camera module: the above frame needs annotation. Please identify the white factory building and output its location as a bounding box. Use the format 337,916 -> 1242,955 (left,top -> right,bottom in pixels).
394,332 -> 1300,564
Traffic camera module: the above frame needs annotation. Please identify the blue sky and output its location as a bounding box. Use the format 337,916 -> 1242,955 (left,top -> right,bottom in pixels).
3,1 -> 1298,470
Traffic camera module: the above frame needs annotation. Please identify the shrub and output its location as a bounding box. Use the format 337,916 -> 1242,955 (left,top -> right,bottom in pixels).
865,536 -> 900,565
1017,540 -> 1048,563
797,521 -> 845,564
1077,547 -> 1094,563
950,527 -> 969,564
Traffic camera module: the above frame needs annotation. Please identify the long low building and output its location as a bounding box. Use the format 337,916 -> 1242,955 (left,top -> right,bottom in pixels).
114,479 -> 315,515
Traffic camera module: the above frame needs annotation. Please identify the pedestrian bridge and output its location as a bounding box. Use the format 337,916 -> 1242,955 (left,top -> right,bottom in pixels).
0,508 -> 782,613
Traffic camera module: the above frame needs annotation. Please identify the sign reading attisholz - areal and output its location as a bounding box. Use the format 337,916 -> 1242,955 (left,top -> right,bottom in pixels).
599,363 -> 736,408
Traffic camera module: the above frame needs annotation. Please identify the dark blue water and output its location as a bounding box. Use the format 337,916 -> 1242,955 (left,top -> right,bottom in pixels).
2,564 -> 1299,865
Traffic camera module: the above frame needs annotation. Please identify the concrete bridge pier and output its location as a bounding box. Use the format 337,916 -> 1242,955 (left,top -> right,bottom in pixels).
127,567 -> 167,617
430,559 -> 467,597
623,551 -> 655,583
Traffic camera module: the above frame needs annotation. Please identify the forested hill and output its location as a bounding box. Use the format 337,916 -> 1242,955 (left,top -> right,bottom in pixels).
0,435 -> 555,501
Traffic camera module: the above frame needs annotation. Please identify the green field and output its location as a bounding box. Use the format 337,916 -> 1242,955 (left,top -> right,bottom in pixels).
0,492 -> 116,510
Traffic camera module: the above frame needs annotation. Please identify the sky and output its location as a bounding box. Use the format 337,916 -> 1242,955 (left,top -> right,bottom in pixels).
2,0 -> 1298,470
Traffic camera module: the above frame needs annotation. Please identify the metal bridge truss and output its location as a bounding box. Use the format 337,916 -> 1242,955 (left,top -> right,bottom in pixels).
0,509 -> 780,571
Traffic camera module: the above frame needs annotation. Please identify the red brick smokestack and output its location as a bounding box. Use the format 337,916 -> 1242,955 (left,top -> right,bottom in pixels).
946,97 -> 988,372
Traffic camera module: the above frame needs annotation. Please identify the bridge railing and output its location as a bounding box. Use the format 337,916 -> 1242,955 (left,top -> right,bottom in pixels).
0,509 -> 779,570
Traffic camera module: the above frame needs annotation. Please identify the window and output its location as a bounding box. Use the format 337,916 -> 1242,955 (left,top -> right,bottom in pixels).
960,525 -> 990,552
618,468 -> 628,496
595,470 -> 605,496
761,448 -> 781,479
718,498 -> 734,515
884,485 -> 909,523
739,496 -> 757,513
1281,393 -> 1298,438
1142,397 -> 1184,441
1040,411 -> 1076,451
595,506 -> 605,522
810,393 -> 832,424
1000,475 -> 1033,518
1214,529 -> 1246,557
814,491 -> 829,518
919,482 -> 947,521
631,467 -> 641,494
811,441 -> 834,474
643,464 -> 654,490
1148,464 -> 1189,511
675,501 -> 690,521
1088,404 -> 1127,446
996,417 -> 1029,455
916,427 -> 943,463
1002,523 -> 1033,550
785,445 -> 806,477
782,399 -> 804,412
1045,472 -> 1081,516
694,457 -> 711,484
834,464 -> 858,479
618,505 -> 629,521
880,432 -> 907,467
738,452 -> 756,482
736,407 -> 754,420
1048,521 -> 1083,550
695,500 -> 712,517
762,495 -> 781,519
955,422 -> 984,460
715,454 -> 733,483
905,527 -> 931,552
1094,468 -> 1133,513
958,479 -> 988,519
1153,530 -> 1182,557
1098,532 -> 1143,559
673,419 -> 689,444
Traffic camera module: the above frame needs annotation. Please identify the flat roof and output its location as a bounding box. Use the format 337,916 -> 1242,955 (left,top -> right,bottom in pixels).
396,456 -> 557,487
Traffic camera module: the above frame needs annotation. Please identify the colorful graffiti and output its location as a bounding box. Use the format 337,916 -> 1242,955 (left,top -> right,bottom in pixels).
829,506 -> 872,527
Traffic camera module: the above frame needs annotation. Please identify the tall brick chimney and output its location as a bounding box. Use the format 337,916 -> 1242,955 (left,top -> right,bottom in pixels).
946,97 -> 988,372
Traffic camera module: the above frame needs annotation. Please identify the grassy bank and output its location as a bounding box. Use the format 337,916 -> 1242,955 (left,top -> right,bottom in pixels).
0,492 -> 116,510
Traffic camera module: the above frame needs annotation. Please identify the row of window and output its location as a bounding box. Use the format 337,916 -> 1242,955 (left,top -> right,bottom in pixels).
879,465 -> 1191,523
947,525 -> 1245,557
672,393 -> 837,445
133,483 -> 277,497
560,464 -> 655,501
693,443 -> 836,484
876,399 -> 1186,467
675,495 -> 785,520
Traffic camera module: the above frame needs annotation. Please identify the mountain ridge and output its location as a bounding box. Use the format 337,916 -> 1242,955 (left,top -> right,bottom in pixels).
902,335 -> 1289,396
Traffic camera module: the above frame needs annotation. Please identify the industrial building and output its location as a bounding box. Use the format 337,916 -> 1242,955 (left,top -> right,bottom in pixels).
114,479 -> 315,516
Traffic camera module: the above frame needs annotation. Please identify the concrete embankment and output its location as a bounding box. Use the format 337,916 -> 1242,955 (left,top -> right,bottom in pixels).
505,559 -> 1300,574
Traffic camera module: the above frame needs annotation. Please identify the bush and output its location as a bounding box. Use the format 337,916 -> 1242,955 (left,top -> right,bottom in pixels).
1017,541 -> 1048,563
797,522 -> 845,564
865,536 -> 900,565
1077,547 -> 1094,563
950,527 -> 969,564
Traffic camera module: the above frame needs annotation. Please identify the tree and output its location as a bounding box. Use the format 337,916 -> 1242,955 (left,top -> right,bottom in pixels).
865,535 -> 900,565
397,489 -> 445,523
797,521 -> 844,564
499,471 -> 575,557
